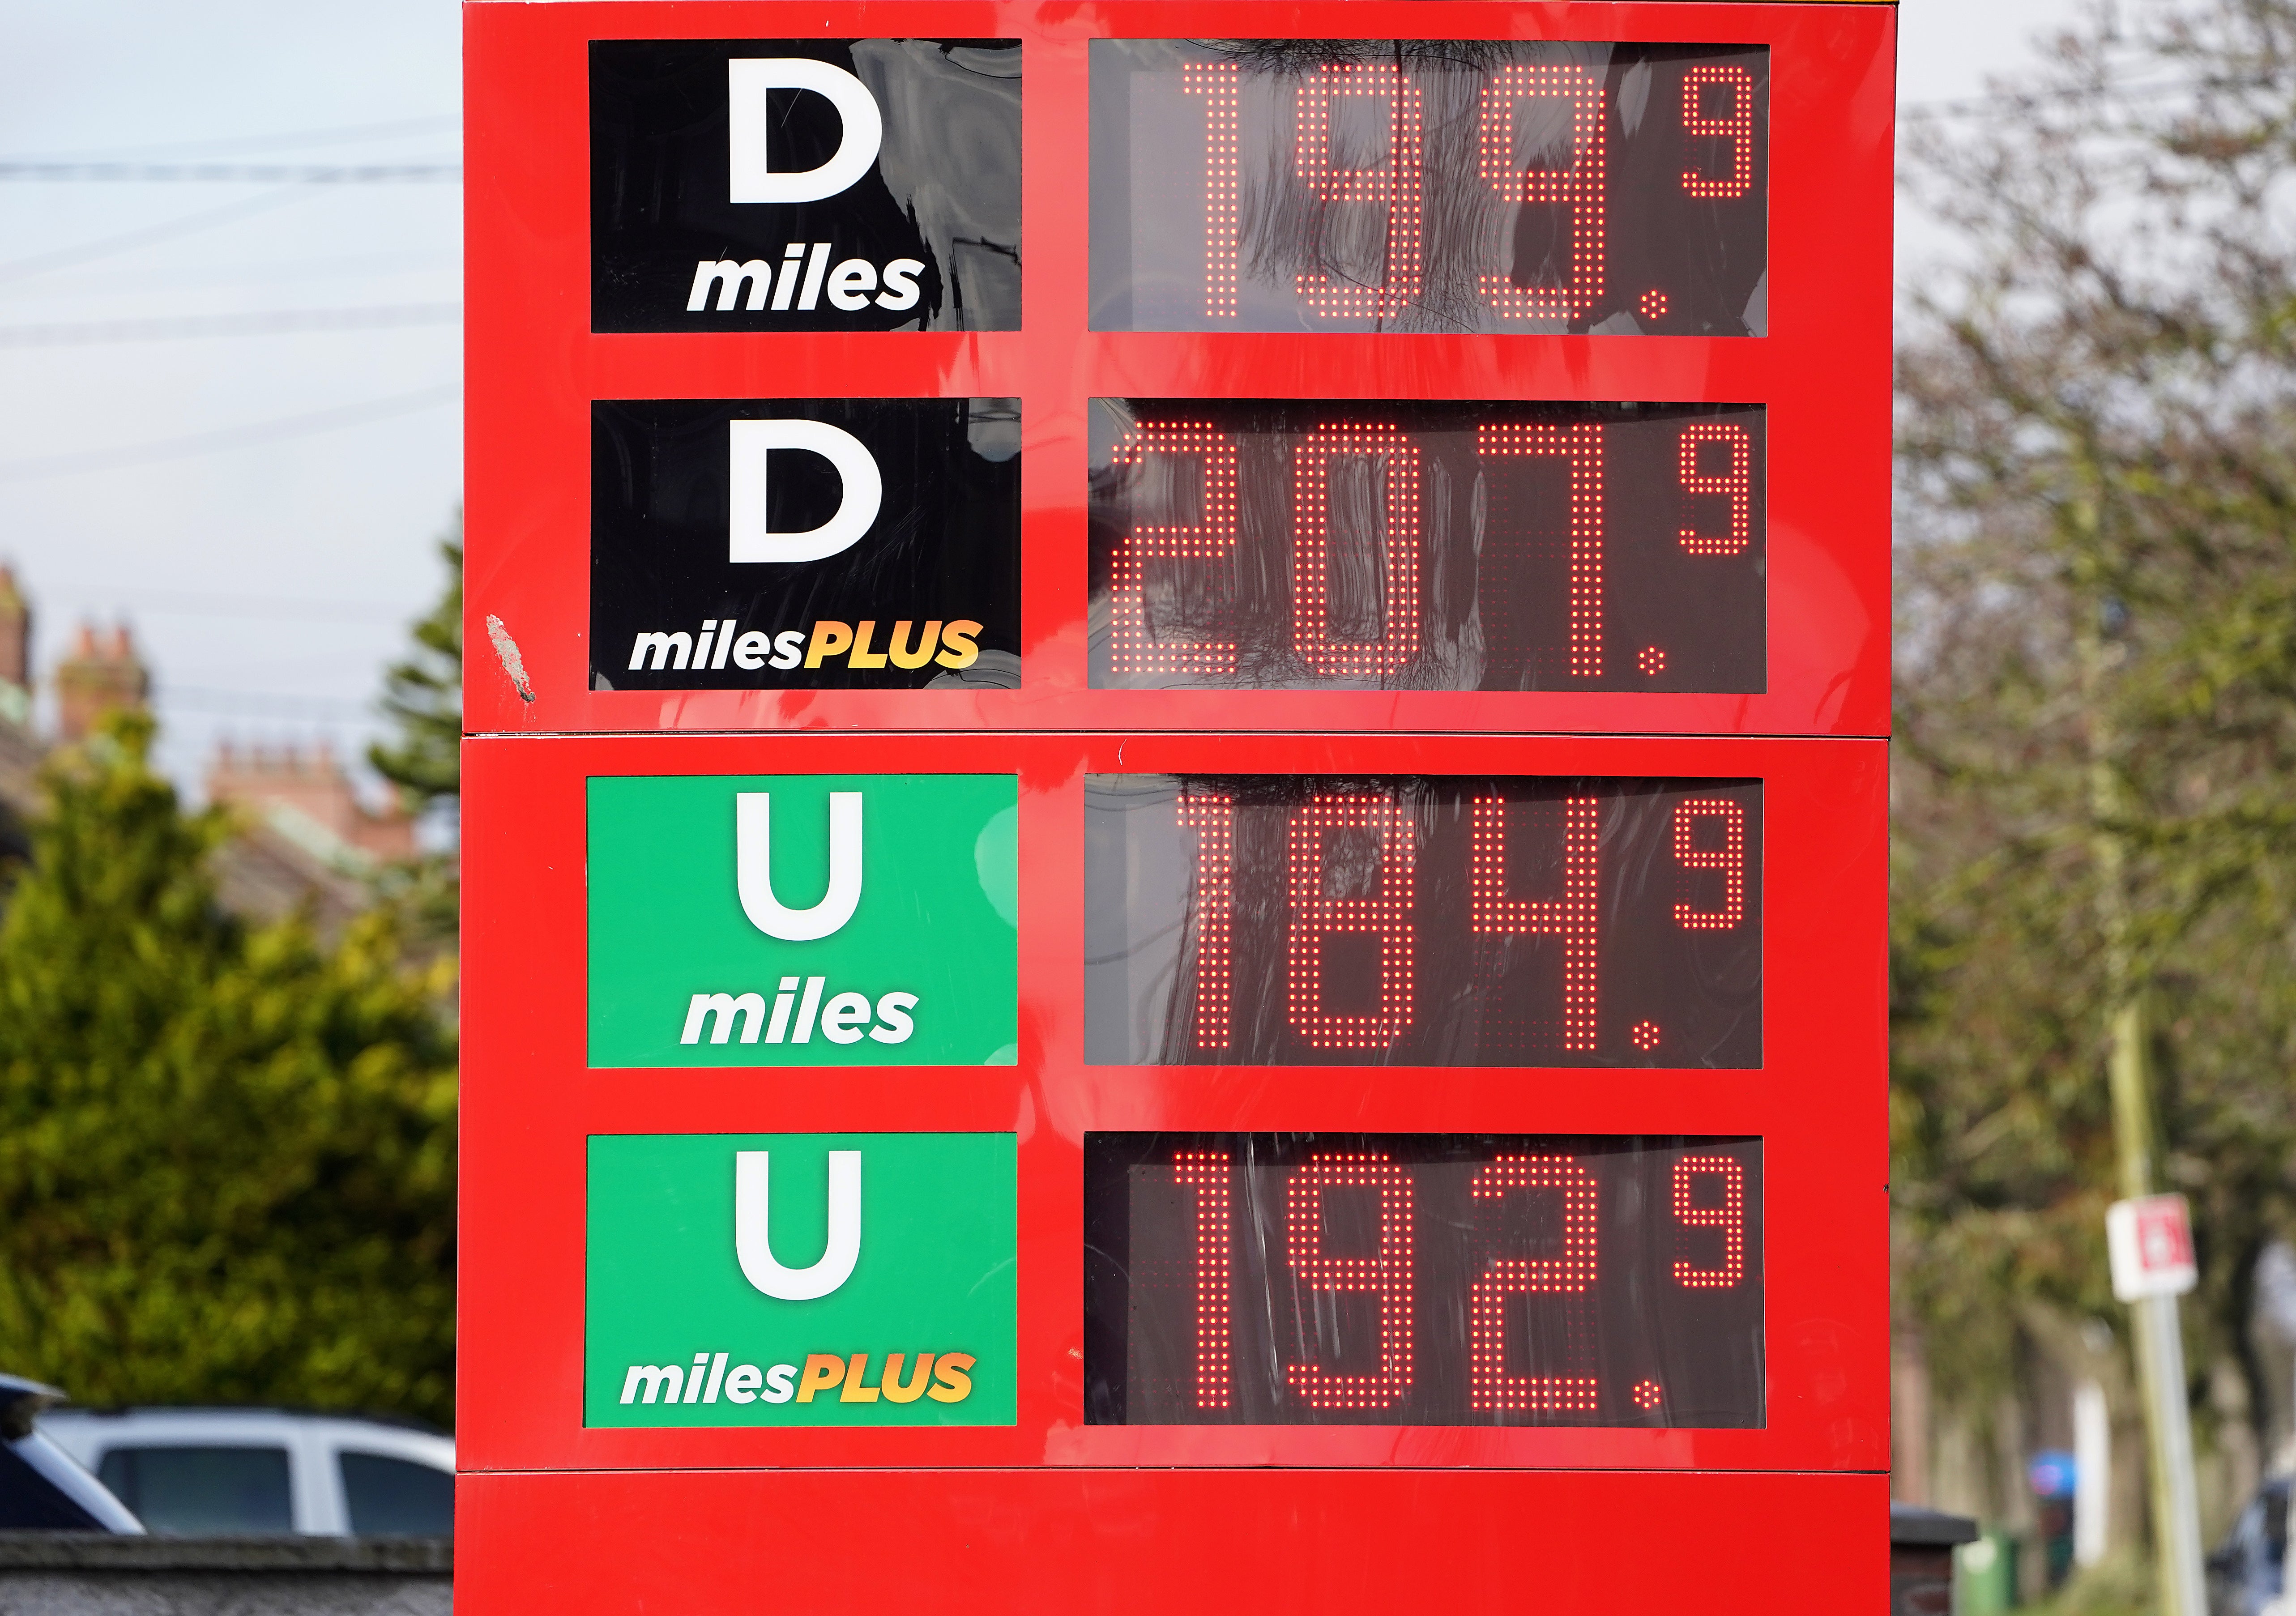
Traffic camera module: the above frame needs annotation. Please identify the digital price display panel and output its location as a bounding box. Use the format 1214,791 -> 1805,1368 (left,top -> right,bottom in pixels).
1084,1133 -> 1764,1427
1088,400 -> 1765,692
1085,776 -> 1760,1067
1091,40 -> 1768,334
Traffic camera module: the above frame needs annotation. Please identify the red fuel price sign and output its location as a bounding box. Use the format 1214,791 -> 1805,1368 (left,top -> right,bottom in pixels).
460,2 -> 1896,1610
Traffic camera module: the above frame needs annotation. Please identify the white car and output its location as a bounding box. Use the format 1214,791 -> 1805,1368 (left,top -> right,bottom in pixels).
38,1408 -> 454,1537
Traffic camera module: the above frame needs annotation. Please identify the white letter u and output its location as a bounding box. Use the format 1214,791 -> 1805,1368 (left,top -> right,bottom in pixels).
737,790 -> 862,940
735,1150 -> 861,1301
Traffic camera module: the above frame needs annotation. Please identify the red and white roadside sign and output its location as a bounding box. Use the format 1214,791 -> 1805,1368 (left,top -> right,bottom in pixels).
2107,1194 -> 2199,1302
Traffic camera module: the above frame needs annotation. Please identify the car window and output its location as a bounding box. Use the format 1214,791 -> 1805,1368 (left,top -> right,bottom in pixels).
338,1450 -> 452,1535
0,1440 -> 107,1530
96,1445 -> 292,1534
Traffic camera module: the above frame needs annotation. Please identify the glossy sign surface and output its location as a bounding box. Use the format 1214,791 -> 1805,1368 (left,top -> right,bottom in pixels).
459,727 -> 1888,1475
587,773 -> 1020,1066
587,1132 -> 1019,1426
1085,775 -> 1760,1066
1084,1133 -> 1763,1426
1089,400 -> 1764,691
458,1469 -> 1889,1616
1090,40 -> 1767,334
593,398 -> 1021,692
591,39 -> 1021,332
465,0 -> 1896,738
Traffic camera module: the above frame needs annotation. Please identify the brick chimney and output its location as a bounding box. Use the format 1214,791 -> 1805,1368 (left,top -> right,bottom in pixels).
207,738 -> 417,863
0,566 -> 26,693
53,621 -> 149,743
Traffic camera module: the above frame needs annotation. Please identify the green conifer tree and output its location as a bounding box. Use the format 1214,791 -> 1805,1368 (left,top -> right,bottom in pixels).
0,712 -> 457,1424
369,520 -> 461,812
368,519 -> 462,938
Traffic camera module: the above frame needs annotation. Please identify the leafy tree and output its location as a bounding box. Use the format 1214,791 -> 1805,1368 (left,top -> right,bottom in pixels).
1893,0 -> 2296,1568
368,518 -> 462,938
0,712 -> 457,1425
369,517 -> 461,813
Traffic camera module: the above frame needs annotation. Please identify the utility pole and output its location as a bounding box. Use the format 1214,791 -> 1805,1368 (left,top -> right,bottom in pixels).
2084,575 -> 2207,1616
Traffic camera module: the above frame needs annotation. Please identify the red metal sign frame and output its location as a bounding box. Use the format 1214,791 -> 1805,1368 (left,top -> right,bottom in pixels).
463,0 -> 1894,739
459,728 -> 1886,1475
457,1466 -> 1883,1609
460,0 -> 1895,1602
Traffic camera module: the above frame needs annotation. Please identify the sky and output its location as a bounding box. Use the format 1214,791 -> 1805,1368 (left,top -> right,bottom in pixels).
0,0 -> 2080,802
0,1 -> 460,800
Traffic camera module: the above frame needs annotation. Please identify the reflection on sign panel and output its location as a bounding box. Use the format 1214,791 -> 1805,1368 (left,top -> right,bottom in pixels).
1088,401 -> 1766,691
592,399 -> 1022,692
1091,41 -> 1769,333
1084,1133 -> 1765,1426
591,39 -> 1021,332
1084,776 -> 1762,1067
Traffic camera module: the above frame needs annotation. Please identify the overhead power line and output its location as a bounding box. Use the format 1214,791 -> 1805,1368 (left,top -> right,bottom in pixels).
0,381 -> 460,482
0,161 -> 459,183
0,302 -> 461,348
30,582 -> 414,625
0,113 -> 459,164
0,188 -> 308,285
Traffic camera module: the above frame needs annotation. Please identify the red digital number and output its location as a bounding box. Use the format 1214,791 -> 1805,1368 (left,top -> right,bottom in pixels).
1286,793 -> 1416,1049
1476,422 -> 1605,676
1292,423 -> 1421,677
1479,65 -> 1607,321
1677,423 -> 1752,556
1183,61 -> 1242,320
1285,1152 -> 1415,1409
1469,795 -> 1600,1051
1293,64 -> 1424,321
1468,1155 -> 1600,1412
1109,422 -> 1241,674
1680,65 -> 1756,200
1672,1155 -> 1745,1287
1176,789 -> 1235,1049
1172,1151 -> 1233,1407
1673,798 -> 1746,930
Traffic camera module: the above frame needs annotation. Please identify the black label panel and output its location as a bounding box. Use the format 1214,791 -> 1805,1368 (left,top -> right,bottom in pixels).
591,398 -> 1022,691
590,39 -> 1021,332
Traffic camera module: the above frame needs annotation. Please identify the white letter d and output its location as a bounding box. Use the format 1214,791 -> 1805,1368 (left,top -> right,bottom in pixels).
727,58 -> 883,204
728,418 -> 883,565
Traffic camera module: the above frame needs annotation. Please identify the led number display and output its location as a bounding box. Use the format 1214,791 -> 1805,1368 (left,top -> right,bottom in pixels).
1084,776 -> 1760,1067
1090,41 -> 1767,334
1084,1133 -> 1763,1426
1088,400 -> 1764,691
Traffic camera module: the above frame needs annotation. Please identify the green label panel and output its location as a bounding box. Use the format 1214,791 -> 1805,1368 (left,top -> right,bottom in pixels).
588,773 -> 1018,1067
586,1133 -> 1018,1428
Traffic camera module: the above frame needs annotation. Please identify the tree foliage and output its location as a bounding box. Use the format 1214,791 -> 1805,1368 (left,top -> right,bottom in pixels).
369,520 -> 461,813
1894,0 -> 2296,1484
368,518 -> 462,937
0,713 -> 457,1425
